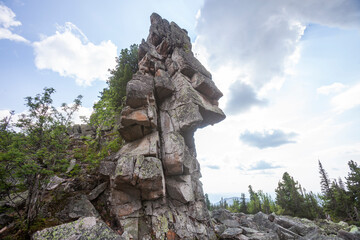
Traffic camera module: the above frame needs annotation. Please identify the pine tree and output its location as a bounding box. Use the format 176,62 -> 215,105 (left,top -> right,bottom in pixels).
248,185 -> 261,214
205,193 -> 211,211
346,160 -> 360,221
275,172 -> 305,217
240,193 -> 248,213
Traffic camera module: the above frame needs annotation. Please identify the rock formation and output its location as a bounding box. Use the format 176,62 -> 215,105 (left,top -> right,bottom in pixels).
107,13 -> 225,239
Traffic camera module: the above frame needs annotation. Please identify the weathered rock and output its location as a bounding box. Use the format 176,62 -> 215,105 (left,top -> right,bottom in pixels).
117,131 -> 159,157
172,47 -> 211,79
99,160 -> 116,176
166,175 -> 194,203
57,195 -> 99,221
126,74 -> 155,109
32,217 -> 123,240
111,13 -> 225,239
220,228 -> 243,239
46,176 -> 66,191
338,229 -> 360,240
87,182 -> 107,201
135,157 -> 165,200
120,105 -> 156,128
154,71 -> 175,100
119,124 -> 144,142
112,155 -> 165,201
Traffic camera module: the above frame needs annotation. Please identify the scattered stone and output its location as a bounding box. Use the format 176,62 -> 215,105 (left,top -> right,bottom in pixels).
220,227 -> 243,239
66,159 -> 76,173
57,195 -> 99,221
46,176 -> 66,191
87,182 -> 108,201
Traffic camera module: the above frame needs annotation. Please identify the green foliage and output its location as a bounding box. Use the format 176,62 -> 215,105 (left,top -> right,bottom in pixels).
320,160 -> 360,224
276,172 -> 323,219
240,193 -> 248,214
0,87 -> 82,228
205,193 -> 211,211
88,44 -> 138,155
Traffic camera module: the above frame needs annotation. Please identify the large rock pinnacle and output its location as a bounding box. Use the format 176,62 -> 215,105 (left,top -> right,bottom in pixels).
113,13 -> 226,239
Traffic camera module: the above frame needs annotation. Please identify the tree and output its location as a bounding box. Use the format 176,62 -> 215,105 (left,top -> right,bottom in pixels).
89,45 -> 138,151
205,193 -> 211,211
275,172 -> 305,217
248,185 -> 261,214
346,160 -> 360,221
106,44 -> 138,111
318,160 -> 335,203
240,193 -> 248,213
8,87 -> 82,227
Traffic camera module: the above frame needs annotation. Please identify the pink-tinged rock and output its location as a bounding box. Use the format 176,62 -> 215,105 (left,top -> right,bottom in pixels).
162,132 -> 186,175
110,187 -> 141,217
171,47 -> 211,79
154,70 -> 175,100
166,175 -> 194,203
118,131 -> 159,157
120,105 -> 157,128
119,124 -> 144,142
126,73 -> 155,108
191,72 -> 223,101
135,157 -> 165,200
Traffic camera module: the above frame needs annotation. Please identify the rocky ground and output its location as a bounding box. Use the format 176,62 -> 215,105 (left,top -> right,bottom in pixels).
212,208 -> 360,240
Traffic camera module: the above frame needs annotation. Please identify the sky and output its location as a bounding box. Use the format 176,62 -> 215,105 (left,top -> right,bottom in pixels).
1,0 -> 360,203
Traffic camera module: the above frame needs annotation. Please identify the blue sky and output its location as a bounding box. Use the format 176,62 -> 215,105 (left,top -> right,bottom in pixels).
1,0 -> 360,203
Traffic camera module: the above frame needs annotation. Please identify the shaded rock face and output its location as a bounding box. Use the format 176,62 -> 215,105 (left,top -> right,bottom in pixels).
111,13 -> 225,239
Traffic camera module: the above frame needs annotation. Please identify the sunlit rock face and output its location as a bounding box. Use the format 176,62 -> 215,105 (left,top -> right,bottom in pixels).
112,13 -> 225,239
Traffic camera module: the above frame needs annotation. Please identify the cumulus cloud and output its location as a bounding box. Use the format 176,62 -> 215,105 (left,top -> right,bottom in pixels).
317,82 -> 347,95
0,3 -> 28,43
248,160 -> 281,171
225,81 -> 267,114
33,22 -> 117,86
240,129 -> 297,149
196,0 -> 360,100
331,82 -> 360,113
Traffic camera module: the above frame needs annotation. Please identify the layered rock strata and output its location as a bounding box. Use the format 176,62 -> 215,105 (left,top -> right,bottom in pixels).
110,13 -> 225,239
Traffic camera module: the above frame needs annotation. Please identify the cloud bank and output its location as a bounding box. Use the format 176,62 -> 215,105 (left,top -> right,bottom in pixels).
240,129 -> 297,149
0,3 -> 28,43
33,22 -> 117,86
196,0 -> 360,113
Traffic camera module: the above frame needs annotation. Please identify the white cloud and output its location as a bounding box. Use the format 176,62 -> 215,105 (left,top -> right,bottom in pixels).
196,0 -> 360,99
33,22 -> 117,86
331,82 -> 360,113
0,3 -> 28,43
317,82 -> 347,95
